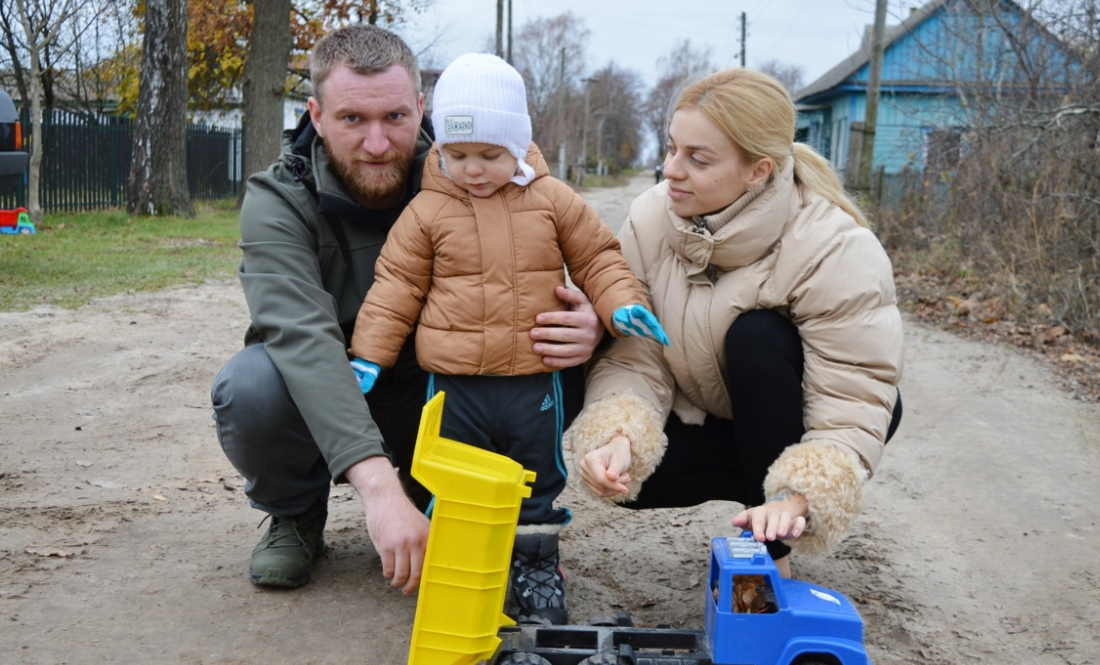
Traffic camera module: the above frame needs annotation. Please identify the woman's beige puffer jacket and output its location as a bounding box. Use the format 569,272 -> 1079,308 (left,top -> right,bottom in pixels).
565,158 -> 904,555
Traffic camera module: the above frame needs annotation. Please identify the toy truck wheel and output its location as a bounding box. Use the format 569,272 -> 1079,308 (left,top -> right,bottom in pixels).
18,226 -> 31,235
496,653 -> 552,665
578,655 -> 625,665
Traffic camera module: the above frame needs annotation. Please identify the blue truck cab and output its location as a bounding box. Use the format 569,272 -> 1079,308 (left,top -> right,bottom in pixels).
706,534 -> 868,665
487,532 -> 870,665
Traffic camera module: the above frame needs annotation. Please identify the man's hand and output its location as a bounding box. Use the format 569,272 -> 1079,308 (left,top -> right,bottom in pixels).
578,434 -> 632,498
345,456 -> 429,595
732,493 -> 809,542
530,286 -> 603,368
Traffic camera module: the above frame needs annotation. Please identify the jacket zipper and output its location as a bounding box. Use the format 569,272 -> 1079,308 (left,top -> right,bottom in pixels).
504,191 -> 519,373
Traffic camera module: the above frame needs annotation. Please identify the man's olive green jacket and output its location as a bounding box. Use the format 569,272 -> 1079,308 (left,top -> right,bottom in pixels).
237,113 -> 431,481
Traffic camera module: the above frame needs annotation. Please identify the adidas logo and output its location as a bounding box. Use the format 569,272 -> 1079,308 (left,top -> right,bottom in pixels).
539,394 -> 554,411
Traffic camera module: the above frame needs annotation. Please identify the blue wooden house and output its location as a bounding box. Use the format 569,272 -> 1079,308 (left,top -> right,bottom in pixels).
795,0 -> 1080,185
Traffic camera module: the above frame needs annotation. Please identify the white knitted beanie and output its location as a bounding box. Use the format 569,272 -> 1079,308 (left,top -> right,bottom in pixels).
431,53 -> 535,183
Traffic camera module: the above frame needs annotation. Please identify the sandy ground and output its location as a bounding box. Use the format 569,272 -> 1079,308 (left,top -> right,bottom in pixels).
1,173 -> 1099,665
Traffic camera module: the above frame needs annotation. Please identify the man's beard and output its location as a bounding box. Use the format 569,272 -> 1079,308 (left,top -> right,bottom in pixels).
324,137 -> 415,204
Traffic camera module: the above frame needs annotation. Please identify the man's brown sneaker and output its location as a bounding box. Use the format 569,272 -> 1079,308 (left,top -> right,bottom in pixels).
249,499 -> 327,587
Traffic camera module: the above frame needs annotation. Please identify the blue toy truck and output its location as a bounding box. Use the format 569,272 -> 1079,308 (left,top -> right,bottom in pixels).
488,532 -> 869,665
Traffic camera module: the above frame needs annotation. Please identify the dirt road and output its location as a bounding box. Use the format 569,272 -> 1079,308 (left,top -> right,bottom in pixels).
1,173 -> 1098,664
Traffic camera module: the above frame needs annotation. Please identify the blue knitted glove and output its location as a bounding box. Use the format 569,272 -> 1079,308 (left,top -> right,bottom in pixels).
349,357 -> 381,394
612,304 -> 670,346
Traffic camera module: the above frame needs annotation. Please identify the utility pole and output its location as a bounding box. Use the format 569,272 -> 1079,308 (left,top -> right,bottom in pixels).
557,47 -> 566,181
739,12 -> 746,67
581,78 -> 599,178
507,0 -> 513,64
495,0 -> 503,58
595,111 -> 608,176
858,0 -> 888,192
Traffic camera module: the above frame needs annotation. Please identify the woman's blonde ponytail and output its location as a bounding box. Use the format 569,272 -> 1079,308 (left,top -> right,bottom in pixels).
675,69 -> 868,228
791,143 -> 868,228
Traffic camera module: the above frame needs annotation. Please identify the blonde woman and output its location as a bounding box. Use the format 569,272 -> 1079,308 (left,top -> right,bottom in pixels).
566,69 -> 903,577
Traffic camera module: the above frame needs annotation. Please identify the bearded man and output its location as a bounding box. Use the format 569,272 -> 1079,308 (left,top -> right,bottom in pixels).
210,25 -> 602,594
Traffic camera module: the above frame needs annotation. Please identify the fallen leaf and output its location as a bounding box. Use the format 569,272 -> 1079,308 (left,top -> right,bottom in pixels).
1061,353 -> 1089,362
222,480 -> 239,492
75,460 -> 93,468
688,571 -> 702,588
947,296 -> 969,316
1038,325 -> 1069,345
153,494 -> 167,501
25,547 -> 74,558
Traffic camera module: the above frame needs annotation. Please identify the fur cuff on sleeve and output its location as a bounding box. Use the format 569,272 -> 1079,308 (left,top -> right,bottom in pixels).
564,391 -> 667,503
763,441 -> 868,556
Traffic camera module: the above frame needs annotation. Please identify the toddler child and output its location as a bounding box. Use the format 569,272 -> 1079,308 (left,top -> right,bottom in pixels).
347,53 -> 667,625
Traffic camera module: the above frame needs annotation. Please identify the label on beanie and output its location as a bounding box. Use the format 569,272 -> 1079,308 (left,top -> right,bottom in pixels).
444,116 -> 474,135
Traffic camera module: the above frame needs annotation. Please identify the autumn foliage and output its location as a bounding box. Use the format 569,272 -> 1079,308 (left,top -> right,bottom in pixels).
105,0 -> 419,114
186,0 -> 251,111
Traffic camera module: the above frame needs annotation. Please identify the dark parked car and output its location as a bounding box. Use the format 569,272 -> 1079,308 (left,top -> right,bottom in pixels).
0,90 -> 30,190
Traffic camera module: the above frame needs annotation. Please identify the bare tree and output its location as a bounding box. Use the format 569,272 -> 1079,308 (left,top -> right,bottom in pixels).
240,0 -> 292,201
10,0 -> 100,223
55,1 -> 136,116
644,39 -> 714,164
128,0 -> 192,216
587,61 -> 645,173
0,2 -> 32,106
756,58 -> 805,95
876,0 -> 1100,340
510,12 -> 590,164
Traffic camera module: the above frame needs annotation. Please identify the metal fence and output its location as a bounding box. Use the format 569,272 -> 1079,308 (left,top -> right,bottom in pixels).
0,108 -> 242,212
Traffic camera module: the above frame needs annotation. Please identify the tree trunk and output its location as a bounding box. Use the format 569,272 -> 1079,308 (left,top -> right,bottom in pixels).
238,0 -> 291,205
127,0 -> 192,217
26,48 -> 43,224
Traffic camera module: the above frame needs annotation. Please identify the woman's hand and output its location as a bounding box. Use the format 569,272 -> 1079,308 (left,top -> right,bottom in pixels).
733,492 -> 809,543
578,434 -> 633,498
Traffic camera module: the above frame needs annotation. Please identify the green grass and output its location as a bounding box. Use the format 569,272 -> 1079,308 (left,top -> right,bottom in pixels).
0,200 -> 241,311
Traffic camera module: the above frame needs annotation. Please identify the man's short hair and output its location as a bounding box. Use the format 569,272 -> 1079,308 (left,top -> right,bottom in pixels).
309,25 -> 421,103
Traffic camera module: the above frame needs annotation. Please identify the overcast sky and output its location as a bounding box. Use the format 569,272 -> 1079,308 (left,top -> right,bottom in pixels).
403,0 -> 918,89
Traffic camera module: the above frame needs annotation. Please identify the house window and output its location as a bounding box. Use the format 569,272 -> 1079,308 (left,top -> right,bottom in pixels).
923,128 -> 962,174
